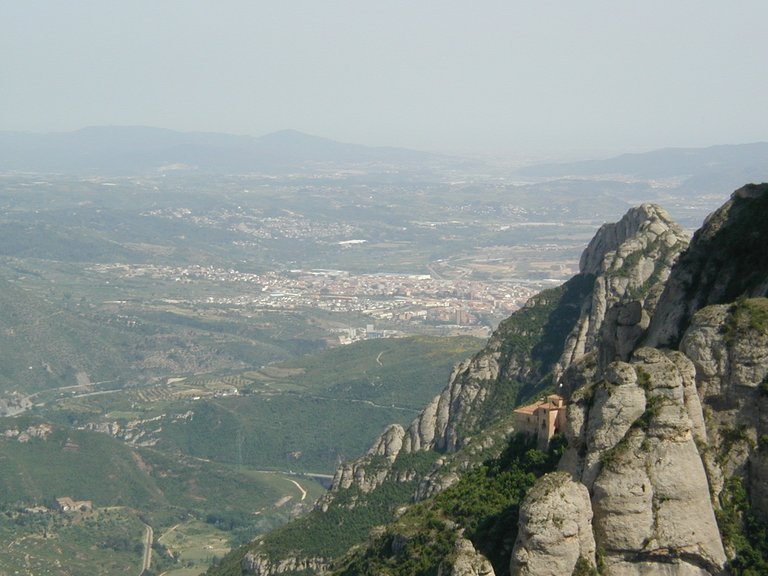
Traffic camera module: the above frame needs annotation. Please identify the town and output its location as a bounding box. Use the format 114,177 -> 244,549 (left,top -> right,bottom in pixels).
88,262 -> 553,338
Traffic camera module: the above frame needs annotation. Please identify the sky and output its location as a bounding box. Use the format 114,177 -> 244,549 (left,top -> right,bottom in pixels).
2,1 -> 767,157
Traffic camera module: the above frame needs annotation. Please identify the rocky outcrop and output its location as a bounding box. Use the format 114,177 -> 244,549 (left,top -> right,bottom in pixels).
680,299 -> 768,517
556,204 -> 688,381
228,186 -> 768,576
403,352 -> 500,455
646,183 -> 768,349
519,347 -> 727,575
438,537 -> 495,576
319,204 -> 689,521
510,471 -> 595,576
319,424 -> 407,511
513,186 -> 768,575
242,553 -> 331,575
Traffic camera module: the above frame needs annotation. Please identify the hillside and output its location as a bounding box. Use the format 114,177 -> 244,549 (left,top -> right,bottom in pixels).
201,197 -> 687,574
0,275 -> 136,395
206,184 -> 768,576
0,270 -> 326,400
0,331 -> 480,575
0,416 -> 328,575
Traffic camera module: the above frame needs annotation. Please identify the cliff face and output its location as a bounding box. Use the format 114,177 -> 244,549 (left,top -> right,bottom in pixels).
680,300 -> 768,518
516,348 -> 726,575
645,183 -> 768,349
512,184 -> 768,576
557,203 -> 688,379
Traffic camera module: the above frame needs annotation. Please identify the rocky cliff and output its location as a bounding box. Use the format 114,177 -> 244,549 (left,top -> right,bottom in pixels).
515,348 -> 726,575
645,183 -> 768,349
512,184 -> 768,576
326,203 -> 687,506
556,203 -> 687,379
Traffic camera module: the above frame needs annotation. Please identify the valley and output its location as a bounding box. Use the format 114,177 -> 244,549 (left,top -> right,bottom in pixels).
0,134 -> 747,574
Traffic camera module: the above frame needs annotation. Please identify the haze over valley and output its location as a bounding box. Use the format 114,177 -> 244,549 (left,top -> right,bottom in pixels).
3,2 -> 768,574
0,127 -> 763,574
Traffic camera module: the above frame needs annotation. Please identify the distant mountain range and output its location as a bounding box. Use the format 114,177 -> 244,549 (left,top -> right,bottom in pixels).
0,126 -> 439,174
1,127 -> 766,187
517,141 -> 768,191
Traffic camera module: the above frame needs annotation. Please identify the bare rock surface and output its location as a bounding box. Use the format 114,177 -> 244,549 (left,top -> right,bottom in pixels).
438,537 -> 495,576
526,348 -> 726,575
681,299 -> 768,516
510,471 -> 595,576
556,203 -> 688,381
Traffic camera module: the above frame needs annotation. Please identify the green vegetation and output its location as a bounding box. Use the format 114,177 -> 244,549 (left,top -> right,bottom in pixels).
158,519 -> 232,575
0,507 -> 146,576
157,336 -> 481,473
715,477 -> 768,575
266,452 -> 438,560
677,188 -> 768,340
722,297 -> 768,344
635,366 -> 651,391
206,265 -> 592,576
0,417 -> 328,574
333,434 -> 566,576
572,556 -> 599,576
208,451 -> 440,576
494,272 -> 595,408
0,424 -> 163,508
283,336 -> 483,409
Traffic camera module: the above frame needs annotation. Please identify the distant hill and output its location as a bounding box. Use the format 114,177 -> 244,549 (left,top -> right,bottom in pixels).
518,141 -> 768,191
0,127 -> 439,174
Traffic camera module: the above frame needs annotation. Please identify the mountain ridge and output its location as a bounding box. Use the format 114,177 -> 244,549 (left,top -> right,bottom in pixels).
0,126 -> 440,174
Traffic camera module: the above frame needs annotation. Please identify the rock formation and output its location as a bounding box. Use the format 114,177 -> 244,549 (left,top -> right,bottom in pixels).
645,183 -> 768,349
525,348 -> 726,575
556,203 -> 688,380
512,184 -> 768,576
242,553 -> 332,576
438,537 -> 496,576
323,203 -> 686,506
511,472 -> 595,576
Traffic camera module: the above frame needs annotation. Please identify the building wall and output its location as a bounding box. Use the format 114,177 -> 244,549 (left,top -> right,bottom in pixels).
513,395 -> 566,450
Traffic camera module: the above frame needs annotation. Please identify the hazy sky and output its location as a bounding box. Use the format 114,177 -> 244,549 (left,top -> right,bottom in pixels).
2,1 -> 767,156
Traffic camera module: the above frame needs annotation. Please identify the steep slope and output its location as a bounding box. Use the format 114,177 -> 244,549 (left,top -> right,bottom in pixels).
208,202 -> 688,575
645,183 -> 768,349
513,184 -> 768,576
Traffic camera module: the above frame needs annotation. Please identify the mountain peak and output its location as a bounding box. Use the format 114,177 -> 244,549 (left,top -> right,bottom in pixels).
578,203 -> 681,276
645,182 -> 768,348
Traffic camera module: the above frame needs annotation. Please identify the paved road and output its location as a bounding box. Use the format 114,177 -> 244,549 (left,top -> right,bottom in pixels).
140,523 -> 153,575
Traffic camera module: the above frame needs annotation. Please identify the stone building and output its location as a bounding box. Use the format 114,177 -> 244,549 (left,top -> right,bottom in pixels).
512,394 -> 567,450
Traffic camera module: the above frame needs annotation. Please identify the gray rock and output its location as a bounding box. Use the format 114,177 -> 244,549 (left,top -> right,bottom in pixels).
519,348 -> 727,575
510,472 -> 596,576
438,537 -> 495,576
555,203 -> 688,381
